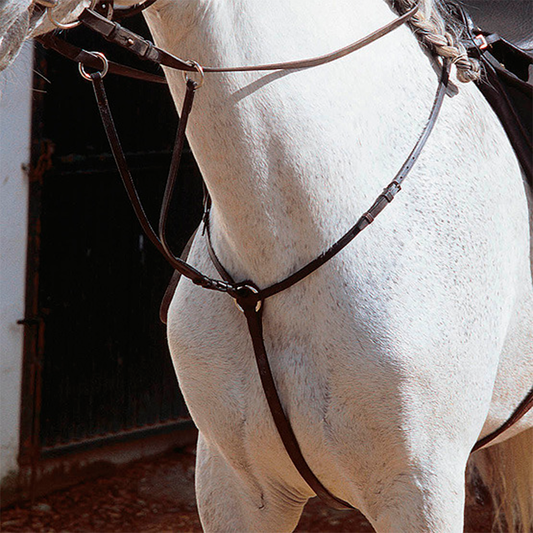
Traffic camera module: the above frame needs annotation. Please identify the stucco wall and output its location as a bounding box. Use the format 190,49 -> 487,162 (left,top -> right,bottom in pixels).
0,41 -> 33,486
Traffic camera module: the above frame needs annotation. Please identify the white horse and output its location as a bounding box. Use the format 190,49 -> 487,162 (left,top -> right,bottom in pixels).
1,0 -> 532,531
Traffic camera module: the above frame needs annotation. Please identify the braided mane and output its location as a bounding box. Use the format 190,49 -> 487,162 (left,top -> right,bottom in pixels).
390,0 -> 480,82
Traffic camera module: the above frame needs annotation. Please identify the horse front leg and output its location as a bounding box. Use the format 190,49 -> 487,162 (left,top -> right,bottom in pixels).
367,460 -> 468,532
194,432 -> 307,533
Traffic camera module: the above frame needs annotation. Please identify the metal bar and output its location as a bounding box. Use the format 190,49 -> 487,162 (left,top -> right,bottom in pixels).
40,419 -> 196,459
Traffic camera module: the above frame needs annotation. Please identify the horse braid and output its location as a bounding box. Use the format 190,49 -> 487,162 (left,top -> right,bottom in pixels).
392,0 -> 480,83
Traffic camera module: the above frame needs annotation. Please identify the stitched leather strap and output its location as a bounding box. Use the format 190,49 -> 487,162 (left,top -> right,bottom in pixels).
37,33 -> 167,84
78,4 -> 419,74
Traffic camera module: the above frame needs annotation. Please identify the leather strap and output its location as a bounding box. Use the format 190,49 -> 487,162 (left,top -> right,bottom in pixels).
253,63 -> 450,302
79,8 -> 197,72
78,4 -> 419,74
89,71 -> 234,294
37,33 -> 167,84
472,387 -> 533,452
65,0 -> 533,507
239,301 -> 356,510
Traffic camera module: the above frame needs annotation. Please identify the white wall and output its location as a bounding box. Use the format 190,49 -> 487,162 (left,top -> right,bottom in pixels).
0,41 -> 33,485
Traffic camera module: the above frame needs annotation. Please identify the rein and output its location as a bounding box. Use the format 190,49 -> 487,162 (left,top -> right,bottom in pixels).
35,0 -> 533,509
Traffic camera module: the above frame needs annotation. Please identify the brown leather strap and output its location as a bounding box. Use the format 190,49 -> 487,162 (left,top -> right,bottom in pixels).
78,3 -> 419,74
472,387 -> 533,452
36,33 -> 167,84
89,71 -> 234,294
238,299 -> 356,510
159,229 -> 198,324
79,9 -> 198,72
254,62 -> 450,302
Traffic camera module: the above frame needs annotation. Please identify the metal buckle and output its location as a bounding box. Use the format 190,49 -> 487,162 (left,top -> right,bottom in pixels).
474,34 -> 489,51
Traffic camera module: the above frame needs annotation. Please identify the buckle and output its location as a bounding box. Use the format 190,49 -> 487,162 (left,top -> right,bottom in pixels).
474,34 -> 489,51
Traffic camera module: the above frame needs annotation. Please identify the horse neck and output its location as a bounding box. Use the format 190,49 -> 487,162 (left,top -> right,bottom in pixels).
144,0 -> 437,285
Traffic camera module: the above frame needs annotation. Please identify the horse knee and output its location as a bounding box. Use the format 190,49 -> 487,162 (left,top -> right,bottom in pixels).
368,465 -> 466,533
195,433 -> 306,532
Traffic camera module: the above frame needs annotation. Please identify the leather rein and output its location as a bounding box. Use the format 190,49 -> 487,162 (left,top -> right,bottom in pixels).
34,0 -> 533,510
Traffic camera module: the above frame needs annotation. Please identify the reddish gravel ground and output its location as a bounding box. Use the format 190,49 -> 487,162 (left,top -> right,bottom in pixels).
1,447 -> 493,532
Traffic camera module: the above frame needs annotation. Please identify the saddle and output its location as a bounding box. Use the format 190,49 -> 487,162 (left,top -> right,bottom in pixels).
451,1 -> 533,186
460,0 -> 533,50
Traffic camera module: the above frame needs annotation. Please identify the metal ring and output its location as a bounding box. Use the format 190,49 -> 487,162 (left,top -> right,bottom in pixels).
78,52 -> 109,81
46,0 -> 98,29
47,6 -> 82,28
234,285 -> 262,313
33,0 -> 58,8
182,60 -> 205,89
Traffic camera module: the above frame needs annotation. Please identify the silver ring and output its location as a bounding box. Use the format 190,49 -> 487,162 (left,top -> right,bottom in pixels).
33,0 -> 58,8
46,0 -> 97,29
78,52 -> 109,81
47,6 -> 82,29
234,285 -> 262,313
182,60 -> 205,89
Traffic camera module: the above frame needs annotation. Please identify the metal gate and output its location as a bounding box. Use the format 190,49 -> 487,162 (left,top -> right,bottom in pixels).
20,17 -> 203,462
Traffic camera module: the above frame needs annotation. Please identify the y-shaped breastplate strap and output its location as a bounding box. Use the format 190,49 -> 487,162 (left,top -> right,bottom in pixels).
85,25 -> 532,509
86,59 -> 448,508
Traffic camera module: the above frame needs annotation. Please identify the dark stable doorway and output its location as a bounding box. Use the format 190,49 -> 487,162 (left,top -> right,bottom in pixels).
22,15 -> 203,458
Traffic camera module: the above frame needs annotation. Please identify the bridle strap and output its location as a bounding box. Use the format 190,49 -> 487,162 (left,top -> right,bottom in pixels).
79,7 -> 196,72
37,33 -> 167,84
77,3 -> 419,74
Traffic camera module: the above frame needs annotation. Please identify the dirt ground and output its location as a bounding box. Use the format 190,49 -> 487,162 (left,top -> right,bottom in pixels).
1,447 -> 493,532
